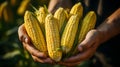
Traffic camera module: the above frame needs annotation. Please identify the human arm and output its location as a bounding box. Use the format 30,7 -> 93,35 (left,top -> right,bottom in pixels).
58,8 -> 120,66
97,8 -> 120,43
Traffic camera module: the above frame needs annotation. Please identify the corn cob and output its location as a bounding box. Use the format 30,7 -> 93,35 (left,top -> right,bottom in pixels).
61,14 -> 80,54
54,7 -> 67,31
24,11 -> 47,54
70,2 -> 83,19
0,1 -> 14,22
0,1 -> 8,19
3,3 -> 14,22
72,11 -> 97,55
35,7 -> 47,34
45,14 -> 62,62
17,0 -> 30,16
78,11 -> 97,43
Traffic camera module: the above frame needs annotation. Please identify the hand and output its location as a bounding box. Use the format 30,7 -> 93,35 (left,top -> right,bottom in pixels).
18,24 -> 55,64
58,29 -> 102,67
48,0 -> 73,13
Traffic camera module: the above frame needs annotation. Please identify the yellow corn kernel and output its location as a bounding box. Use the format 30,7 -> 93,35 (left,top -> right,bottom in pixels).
54,7 -> 67,31
61,14 -> 80,54
70,2 -> 83,19
24,11 -> 47,54
45,14 -> 62,62
78,11 -> 97,43
35,7 -> 47,34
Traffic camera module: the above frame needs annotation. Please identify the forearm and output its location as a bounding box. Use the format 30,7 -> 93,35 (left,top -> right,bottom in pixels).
48,0 -> 73,13
97,8 -> 120,44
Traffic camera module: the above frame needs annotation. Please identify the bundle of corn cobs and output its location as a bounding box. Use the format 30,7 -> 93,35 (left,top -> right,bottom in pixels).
24,2 -> 97,62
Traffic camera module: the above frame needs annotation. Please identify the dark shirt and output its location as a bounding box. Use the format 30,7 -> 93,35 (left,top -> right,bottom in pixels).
72,0 -> 120,67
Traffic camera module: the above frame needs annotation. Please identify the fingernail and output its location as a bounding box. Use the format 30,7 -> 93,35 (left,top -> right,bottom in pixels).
25,37 -> 28,43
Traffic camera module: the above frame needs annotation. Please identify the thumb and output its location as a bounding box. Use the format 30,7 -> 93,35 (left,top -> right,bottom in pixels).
78,30 -> 97,52
18,24 -> 31,44
22,34 -> 31,44
78,39 -> 93,52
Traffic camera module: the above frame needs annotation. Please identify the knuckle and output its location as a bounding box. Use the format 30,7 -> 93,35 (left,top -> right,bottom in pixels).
40,53 -> 46,57
31,51 -> 35,56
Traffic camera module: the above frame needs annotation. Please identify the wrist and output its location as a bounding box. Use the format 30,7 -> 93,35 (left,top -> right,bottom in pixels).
96,29 -> 105,44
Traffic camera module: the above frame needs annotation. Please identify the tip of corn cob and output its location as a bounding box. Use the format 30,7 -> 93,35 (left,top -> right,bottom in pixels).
70,2 -> 83,18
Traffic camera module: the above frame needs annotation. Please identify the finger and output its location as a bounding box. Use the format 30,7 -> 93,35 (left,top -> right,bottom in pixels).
18,24 -> 25,41
58,61 -> 81,67
32,55 -> 44,63
23,42 -> 47,58
43,58 -> 55,64
32,55 -> 55,64
78,30 -> 97,52
63,43 -> 97,63
78,39 -> 93,52
18,24 -> 30,44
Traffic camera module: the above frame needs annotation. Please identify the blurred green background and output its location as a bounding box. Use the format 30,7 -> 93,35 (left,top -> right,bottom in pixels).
0,0 -> 111,67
